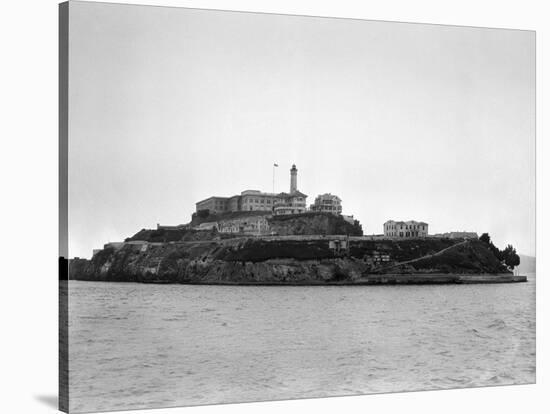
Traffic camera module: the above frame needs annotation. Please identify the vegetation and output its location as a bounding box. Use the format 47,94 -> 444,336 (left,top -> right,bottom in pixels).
479,233 -> 520,270
125,227 -> 234,243
269,212 -> 363,236
501,244 -> 521,270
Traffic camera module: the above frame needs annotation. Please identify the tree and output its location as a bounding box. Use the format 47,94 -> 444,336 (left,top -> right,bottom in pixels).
479,233 -> 502,260
501,244 -> 521,270
353,220 -> 364,236
197,209 -> 210,219
479,233 -> 491,244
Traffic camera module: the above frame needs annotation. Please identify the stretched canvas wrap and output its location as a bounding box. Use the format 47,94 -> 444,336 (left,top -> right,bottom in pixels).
59,1 -> 536,413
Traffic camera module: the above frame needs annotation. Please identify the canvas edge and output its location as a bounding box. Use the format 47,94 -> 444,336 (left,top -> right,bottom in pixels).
59,1 -> 70,412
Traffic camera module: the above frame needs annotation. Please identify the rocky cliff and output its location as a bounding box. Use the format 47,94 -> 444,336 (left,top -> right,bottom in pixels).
69,237 -> 514,285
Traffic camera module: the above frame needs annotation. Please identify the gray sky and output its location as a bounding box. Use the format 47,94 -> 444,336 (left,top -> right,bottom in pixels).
68,1 -> 535,258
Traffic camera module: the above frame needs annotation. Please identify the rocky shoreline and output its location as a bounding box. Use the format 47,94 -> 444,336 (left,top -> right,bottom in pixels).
132,274 -> 527,285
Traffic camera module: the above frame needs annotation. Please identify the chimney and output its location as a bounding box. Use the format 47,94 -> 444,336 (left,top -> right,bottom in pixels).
290,164 -> 297,193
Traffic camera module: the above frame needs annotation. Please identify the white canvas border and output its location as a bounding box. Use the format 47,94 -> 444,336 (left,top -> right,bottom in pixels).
0,1 -> 546,413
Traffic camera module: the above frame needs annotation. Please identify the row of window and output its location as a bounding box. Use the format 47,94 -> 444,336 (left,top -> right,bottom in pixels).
244,198 -> 273,205
386,224 -> 426,230
247,206 -> 271,211
202,196 -> 307,208
315,206 -> 341,211
387,231 -> 424,237
243,197 -> 305,204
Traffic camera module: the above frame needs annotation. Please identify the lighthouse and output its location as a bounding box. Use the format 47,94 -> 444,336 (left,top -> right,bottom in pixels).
290,164 -> 298,193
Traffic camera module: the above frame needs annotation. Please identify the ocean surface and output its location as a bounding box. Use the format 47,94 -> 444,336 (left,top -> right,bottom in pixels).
68,275 -> 536,413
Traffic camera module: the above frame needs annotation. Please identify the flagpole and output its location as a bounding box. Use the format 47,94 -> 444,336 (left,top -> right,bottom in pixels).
272,164 -> 275,194
272,163 -> 278,194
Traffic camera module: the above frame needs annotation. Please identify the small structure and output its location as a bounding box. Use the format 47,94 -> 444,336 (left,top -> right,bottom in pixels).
328,237 -> 350,255
365,251 -> 391,264
156,223 -> 189,230
310,193 -> 342,215
383,220 -> 428,238
195,222 -> 219,231
435,231 -> 478,239
218,215 -> 270,235
103,242 -> 124,250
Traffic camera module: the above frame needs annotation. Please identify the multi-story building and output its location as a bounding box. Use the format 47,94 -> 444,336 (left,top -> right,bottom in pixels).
195,196 -> 230,214
272,191 -> 308,215
310,193 -> 342,215
195,164 -> 308,216
240,190 -> 278,212
383,220 -> 428,238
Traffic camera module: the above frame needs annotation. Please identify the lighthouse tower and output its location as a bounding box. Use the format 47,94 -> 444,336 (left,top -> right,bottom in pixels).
290,164 -> 298,193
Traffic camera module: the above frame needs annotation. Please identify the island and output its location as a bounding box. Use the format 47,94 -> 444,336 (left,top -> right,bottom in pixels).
65,164 -> 525,285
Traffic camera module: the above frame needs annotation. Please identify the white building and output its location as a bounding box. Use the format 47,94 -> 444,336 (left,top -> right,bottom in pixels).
310,193 -> 342,215
383,220 -> 428,238
240,190 -> 279,212
272,191 -> 308,215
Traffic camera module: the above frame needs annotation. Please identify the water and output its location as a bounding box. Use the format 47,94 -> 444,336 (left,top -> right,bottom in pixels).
68,275 -> 535,413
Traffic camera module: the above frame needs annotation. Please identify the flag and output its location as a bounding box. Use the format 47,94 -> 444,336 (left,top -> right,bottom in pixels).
273,163 -> 279,167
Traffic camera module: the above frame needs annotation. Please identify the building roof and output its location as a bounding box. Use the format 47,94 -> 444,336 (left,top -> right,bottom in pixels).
195,196 -> 229,205
197,189 -> 307,206
315,193 -> 341,201
384,220 -> 428,226
278,190 -> 308,198
241,190 -> 279,196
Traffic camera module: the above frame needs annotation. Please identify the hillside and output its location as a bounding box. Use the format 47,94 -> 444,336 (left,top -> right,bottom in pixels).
69,237 -> 514,284
126,228 -> 232,243
128,212 -> 363,242
268,212 -> 362,236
